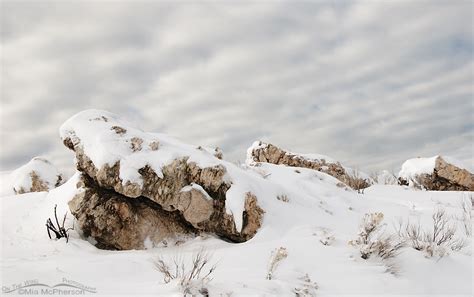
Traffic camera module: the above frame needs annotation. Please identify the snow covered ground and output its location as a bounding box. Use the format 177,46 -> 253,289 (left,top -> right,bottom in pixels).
1,162 -> 472,296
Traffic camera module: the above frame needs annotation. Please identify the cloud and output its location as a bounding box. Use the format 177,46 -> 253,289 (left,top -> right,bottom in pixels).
1,1 -> 472,175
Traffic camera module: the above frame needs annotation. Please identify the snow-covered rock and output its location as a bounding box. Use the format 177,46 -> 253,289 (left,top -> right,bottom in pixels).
398,156 -> 473,191
247,141 -> 372,190
6,157 -> 63,195
60,110 -> 264,249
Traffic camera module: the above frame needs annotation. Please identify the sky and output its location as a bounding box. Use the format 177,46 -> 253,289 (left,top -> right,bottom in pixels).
1,1 -> 473,176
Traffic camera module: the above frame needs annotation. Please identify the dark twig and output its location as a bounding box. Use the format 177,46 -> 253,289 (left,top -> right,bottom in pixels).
45,204 -> 73,243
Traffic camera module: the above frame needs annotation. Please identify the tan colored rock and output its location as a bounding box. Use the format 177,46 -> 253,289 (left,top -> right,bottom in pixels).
435,157 -> 473,191
248,142 -> 371,191
179,187 -> 214,227
130,137 -> 143,152
69,174 -> 193,250
60,110 -> 265,249
399,156 -> 474,191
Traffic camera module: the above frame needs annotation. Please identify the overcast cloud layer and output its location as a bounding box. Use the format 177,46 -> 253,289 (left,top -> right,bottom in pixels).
1,1 -> 473,175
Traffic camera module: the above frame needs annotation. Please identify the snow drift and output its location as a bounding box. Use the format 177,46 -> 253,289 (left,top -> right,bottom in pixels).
2,157 -> 63,195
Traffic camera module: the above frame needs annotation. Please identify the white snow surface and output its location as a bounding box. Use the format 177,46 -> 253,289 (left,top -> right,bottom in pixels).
1,157 -> 62,195
398,156 -> 438,180
1,163 -> 472,296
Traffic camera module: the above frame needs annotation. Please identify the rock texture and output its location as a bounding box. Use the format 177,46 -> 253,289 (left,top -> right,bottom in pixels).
69,174 -> 194,250
11,157 -> 63,194
398,156 -> 474,191
60,110 -> 264,250
247,141 -> 371,191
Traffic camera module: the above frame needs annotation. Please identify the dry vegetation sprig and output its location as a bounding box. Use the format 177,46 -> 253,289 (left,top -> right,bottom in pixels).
458,194 -> 472,237
266,247 -> 288,280
293,273 -> 318,297
396,208 -> 468,258
154,248 -> 217,296
342,169 -> 371,194
45,204 -> 74,243
349,213 -> 404,262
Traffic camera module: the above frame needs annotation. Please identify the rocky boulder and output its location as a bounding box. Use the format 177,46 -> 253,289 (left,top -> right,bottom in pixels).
9,157 -> 63,194
60,110 -> 264,250
246,141 -> 371,191
398,156 -> 474,191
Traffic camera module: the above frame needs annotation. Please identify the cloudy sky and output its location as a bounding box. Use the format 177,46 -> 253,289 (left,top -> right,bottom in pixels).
1,1 -> 473,175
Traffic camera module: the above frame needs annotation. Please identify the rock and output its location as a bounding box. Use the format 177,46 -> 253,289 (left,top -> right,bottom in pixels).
69,174 -> 194,250
60,110 -> 264,249
246,141 -> 371,191
10,157 -> 63,194
398,156 -> 474,191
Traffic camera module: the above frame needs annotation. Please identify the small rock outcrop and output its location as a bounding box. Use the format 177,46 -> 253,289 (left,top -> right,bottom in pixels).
10,157 -> 63,194
60,110 -> 264,250
398,156 -> 474,191
247,141 -> 371,191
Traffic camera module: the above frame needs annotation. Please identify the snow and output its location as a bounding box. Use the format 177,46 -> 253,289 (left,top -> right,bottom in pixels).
1,110 -> 471,296
399,156 -> 438,180
1,157 -> 62,195
2,163 -> 472,296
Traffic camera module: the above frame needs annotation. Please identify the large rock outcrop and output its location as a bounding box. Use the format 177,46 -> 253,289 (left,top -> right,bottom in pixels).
10,157 -> 63,194
246,141 -> 371,191
398,156 -> 474,191
60,110 -> 264,250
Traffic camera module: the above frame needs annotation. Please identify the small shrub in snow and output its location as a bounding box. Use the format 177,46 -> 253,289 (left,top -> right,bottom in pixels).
458,194 -> 472,237
154,249 -> 216,296
397,208 -> 468,258
313,228 -> 335,246
266,247 -> 288,280
349,212 -> 384,247
293,273 -> 318,297
349,213 -> 404,261
342,170 -> 370,194
45,204 -> 74,243
277,194 -> 290,203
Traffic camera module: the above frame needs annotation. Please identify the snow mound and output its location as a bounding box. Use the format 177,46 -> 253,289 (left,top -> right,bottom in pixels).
398,156 -> 439,179
2,157 -> 63,195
